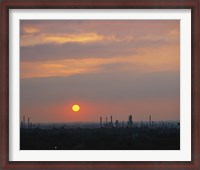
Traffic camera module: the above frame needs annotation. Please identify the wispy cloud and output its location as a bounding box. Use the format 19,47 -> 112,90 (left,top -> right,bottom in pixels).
42,32 -> 104,44
20,32 -> 131,47
23,27 -> 40,34
20,56 -> 132,79
21,43 -> 179,79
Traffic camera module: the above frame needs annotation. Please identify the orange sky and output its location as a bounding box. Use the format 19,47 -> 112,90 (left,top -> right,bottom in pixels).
20,20 -> 180,123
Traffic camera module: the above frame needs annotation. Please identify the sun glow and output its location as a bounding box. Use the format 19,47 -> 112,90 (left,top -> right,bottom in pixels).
72,104 -> 80,112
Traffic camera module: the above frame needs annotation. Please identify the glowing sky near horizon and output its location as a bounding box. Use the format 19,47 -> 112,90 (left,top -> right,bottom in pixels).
20,20 -> 180,123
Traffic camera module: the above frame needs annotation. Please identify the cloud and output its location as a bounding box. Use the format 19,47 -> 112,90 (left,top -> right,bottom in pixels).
20,32 -> 132,47
20,40 -> 138,61
43,32 -> 104,44
20,31 -> 179,63
20,20 -> 179,37
21,32 -> 104,46
20,20 -> 179,63
20,42 -> 179,79
23,27 -> 40,34
20,34 -> 174,62
20,56 -> 136,79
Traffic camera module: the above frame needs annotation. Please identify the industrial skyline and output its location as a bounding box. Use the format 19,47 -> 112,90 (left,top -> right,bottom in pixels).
21,113 -> 179,130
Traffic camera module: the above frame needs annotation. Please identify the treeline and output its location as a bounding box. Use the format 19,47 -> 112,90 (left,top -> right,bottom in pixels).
20,127 -> 180,150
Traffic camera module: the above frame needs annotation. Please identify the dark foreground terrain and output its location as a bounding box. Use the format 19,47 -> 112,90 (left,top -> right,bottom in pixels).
20,127 -> 180,150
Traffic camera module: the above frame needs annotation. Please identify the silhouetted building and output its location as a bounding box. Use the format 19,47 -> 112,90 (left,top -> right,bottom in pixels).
152,121 -> 155,127
127,115 -> 133,128
122,121 -> 125,127
100,117 -> 102,127
115,120 -> 119,127
149,115 -> 151,127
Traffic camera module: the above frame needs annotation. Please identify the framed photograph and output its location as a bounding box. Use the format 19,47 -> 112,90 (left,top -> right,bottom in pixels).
1,0 -> 199,169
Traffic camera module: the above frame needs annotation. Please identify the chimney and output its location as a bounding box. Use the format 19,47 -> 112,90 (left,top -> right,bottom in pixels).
149,115 -> 151,126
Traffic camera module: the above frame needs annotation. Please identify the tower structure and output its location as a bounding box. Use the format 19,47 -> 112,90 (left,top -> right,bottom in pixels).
149,115 -> 151,127
122,121 -> 125,127
128,115 -> 133,128
100,116 -> 102,127
115,120 -> 119,127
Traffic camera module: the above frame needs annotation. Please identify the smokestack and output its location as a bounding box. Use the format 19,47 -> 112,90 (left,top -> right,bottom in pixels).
100,117 -> 102,127
106,117 -> 107,124
111,115 -> 112,123
149,115 -> 151,126
128,115 -> 133,128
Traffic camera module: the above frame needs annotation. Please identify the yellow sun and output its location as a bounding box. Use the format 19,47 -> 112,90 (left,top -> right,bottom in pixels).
72,104 -> 80,112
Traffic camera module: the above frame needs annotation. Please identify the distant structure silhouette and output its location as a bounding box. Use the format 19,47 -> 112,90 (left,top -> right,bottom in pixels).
21,114 -> 34,128
115,120 -> 119,127
149,115 -> 152,127
100,117 -> 102,127
127,115 -> 133,128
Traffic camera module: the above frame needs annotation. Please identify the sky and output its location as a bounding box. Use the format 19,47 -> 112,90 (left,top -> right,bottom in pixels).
20,20 -> 180,123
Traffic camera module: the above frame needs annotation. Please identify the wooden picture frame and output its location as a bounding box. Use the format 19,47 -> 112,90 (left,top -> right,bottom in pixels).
0,0 -> 199,169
